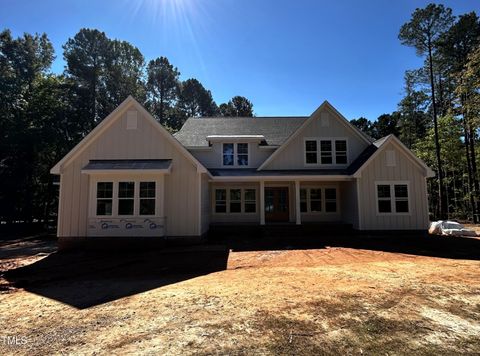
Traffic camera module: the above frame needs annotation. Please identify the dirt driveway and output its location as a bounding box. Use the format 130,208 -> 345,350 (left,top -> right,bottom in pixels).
0,236 -> 479,355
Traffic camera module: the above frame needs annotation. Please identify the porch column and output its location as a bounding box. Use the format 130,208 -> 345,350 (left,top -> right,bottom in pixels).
295,180 -> 301,225
260,180 -> 265,225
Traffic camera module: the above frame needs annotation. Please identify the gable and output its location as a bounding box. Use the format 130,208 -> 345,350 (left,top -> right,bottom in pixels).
259,101 -> 371,170
51,97 -> 208,175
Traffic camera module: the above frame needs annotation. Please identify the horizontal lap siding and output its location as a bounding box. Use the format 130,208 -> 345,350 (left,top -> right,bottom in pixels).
357,142 -> 429,230
58,107 -> 199,237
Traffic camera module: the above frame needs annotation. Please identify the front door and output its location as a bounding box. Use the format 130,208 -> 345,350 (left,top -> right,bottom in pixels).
265,187 -> 289,222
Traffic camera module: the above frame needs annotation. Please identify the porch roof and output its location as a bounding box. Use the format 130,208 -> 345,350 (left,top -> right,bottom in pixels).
209,168 -> 348,177
82,159 -> 172,172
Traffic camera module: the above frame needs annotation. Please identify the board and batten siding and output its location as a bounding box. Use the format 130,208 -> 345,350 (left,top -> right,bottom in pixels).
356,142 -> 429,230
262,109 -> 370,170
57,107 -> 200,237
201,173 -> 210,234
189,142 -> 274,168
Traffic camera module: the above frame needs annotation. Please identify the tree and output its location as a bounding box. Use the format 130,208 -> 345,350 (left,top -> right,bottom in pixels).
399,3 -> 454,218
376,112 -> 400,138
146,56 -> 180,126
218,96 -> 254,117
350,117 -> 377,138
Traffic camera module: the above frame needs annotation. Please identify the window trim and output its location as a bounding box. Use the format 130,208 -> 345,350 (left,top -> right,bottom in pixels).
299,186 -> 339,214
221,143 -> 250,167
303,137 -> 349,166
375,181 -> 411,216
213,187 -> 258,214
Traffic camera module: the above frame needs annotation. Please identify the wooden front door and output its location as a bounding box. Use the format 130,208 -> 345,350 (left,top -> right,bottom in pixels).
265,187 -> 289,222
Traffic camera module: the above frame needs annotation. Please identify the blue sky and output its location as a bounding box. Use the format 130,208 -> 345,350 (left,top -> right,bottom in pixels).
1,0 -> 479,120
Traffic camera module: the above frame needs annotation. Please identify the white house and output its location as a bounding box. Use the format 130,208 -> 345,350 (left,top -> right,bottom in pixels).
51,96 -> 434,245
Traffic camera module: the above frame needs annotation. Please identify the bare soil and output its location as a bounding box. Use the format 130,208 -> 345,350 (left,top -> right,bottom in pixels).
1,236 -> 479,355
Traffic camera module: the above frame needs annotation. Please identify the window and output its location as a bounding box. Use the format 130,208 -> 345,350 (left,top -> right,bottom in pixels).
237,143 -> 249,166
223,144 -> 234,166
215,189 -> 227,213
335,140 -> 347,164
376,183 -> 409,214
300,189 -> 308,212
230,189 -> 242,213
305,140 -> 317,164
310,189 -> 322,212
305,139 -> 348,165
394,184 -> 409,213
118,182 -> 135,215
244,189 -> 256,213
320,140 -> 333,164
300,187 -> 337,213
325,188 -> 337,212
140,182 -> 156,215
96,182 -> 113,216
214,187 -> 257,213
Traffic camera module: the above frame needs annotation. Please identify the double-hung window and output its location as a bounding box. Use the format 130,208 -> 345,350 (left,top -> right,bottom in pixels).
223,143 -> 248,166
214,187 -> 256,213
299,187 -> 337,213
118,182 -> 135,215
96,182 -> 113,216
376,183 -> 409,214
305,139 -> 347,165
139,182 -> 156,215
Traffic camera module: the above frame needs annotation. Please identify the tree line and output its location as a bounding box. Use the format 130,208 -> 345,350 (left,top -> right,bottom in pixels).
0,28 -> 254,225
350,4 -> 480,222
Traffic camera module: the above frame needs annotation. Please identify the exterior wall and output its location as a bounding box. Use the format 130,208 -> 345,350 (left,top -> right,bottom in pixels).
340,180 -> 359,228
189,143 -> 275,169
201,173 -> 210,234
57,107 -> 200,237
210,182 -> 261,223
357,141 -> 429,230
263,108 -> 369,170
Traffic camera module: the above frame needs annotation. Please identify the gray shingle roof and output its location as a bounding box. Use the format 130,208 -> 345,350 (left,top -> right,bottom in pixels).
83,159 -> 172,170
174,117 -> 308,147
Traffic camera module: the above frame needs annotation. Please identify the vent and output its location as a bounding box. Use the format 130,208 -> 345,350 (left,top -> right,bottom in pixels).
126,111 -> 138,130
386,150 -> 396,167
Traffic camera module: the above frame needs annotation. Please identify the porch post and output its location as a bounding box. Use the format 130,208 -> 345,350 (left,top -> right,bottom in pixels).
295,180 -> 301,225
260,180 -> 265,225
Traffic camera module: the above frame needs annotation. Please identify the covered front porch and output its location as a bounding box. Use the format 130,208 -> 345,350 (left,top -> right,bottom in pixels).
209,176 -> 359,228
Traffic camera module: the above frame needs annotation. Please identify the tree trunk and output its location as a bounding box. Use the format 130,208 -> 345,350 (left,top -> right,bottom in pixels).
468,123 -> 479,222
463,116 -> 476,222
427,42 -> 445,219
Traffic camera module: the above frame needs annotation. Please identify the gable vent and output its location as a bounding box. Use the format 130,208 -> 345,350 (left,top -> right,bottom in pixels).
386,150 -> 396,167
126,111 -> 138,130
320,113 -> 330,127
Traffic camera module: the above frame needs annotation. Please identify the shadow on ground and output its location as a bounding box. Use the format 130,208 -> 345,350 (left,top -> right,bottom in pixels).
3,246 -> 229,309
209,225 -> 480,261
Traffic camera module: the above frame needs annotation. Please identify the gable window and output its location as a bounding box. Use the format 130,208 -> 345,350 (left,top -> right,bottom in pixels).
335,140 -> 347,164
214,187 -> 257,213
299,187 -> 337,213
376,183 -> 409,214
140,182 -> 156,215
320,140 -> 333,164
222,143 -> 249,166
305,138 -> 348,165
305,140 -> 317,164
118,181 -> 135,215
223,144 -> 234,166
96,182 -> 113,216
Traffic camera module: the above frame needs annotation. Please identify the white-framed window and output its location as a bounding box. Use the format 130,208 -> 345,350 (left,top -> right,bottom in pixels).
304,138 -> 348,165
139,181 -> 156,216
375,182 -> 410,214
222,143 -> 249,166
214,187 -> 257,213
96,182 -> 113,216
93,180 -> 159,218
299,187 -> 338,213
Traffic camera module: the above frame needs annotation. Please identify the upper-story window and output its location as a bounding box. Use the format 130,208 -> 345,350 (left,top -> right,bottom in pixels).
222,143 -> 249,166
304,138 -> 348,165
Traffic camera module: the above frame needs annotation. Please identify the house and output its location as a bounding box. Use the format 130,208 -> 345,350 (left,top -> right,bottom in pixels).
51,96 -> 434,246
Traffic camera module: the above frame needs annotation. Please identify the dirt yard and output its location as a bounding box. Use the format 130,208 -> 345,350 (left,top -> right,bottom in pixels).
1,235 -> 479,355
